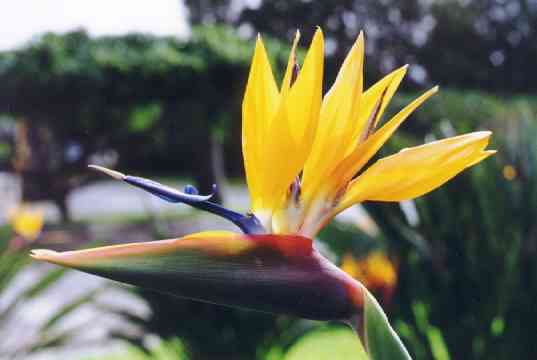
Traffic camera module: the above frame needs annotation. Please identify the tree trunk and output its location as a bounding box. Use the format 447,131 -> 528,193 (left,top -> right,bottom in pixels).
14,119 -> 72,222
194,133 -> 226,205
54,192 -> 71,223
210,133 -> 227,203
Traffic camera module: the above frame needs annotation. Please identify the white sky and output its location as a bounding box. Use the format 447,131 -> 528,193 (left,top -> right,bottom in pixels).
0,0 -> 189,51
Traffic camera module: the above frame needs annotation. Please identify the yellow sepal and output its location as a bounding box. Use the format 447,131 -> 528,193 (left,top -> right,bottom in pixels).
242,35 -> 280,211
302,32 -> 364,202
345,65 -> 408,153
243,31 -> 324,223
336,131 -> 493,211
330,86 -> 439,195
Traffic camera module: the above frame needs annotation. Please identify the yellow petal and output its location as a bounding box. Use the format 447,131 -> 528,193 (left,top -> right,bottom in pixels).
302,32 -> 364,201
280,30 -> 301,96
243,31 -> 324,224
465,150 -> 497,168
336,131 -> 494,212
372,66 -> 407,127
345,65 -> 408,153
266,29 -> 324,211
330,86 -> 439,193
285,28 -> 324,149
242,35 -> 280,211
271,29 -> 324,232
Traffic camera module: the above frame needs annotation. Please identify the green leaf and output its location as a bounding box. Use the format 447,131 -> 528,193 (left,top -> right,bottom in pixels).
364,289 -> 412,360
22,267 -> 67,299
285,327 -> 368,360
128,102 -> 162,133
426,327 -> 450,360
41,288 -> 103,331
0,267 -> 66,325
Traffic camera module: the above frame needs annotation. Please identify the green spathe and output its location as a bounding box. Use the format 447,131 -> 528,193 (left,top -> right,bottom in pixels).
32,232 -> 412,359
364,288 -> 412,360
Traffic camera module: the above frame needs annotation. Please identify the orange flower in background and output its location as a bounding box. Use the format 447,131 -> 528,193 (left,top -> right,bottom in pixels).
502,164 -> 517,181
342,252 -> 398,305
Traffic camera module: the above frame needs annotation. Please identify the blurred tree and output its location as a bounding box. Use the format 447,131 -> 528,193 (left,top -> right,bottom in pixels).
419,0 -> 537,92
0,117 -> 15,170
185,0 -> 537,92
241,0 -> 426,82
186,0 -> 235,24
187,0 -> 427,88
0,26 -> 293,221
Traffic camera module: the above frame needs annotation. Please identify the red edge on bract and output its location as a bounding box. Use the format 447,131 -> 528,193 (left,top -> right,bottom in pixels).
250,234 -> 314,257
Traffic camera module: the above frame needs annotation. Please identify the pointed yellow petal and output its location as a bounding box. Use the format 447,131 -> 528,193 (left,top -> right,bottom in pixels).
336,131 -> 494,211
372,66 -> 408,127
285,28 -> 324,148
280,30 -> 301,96
465,150 -> 496,168
270,29 -> 324,232
330,86 -> 439,193
242,35 -> 280,211
261,30 -> 324,220
345,65 -> 408,152
242,30 -> 324,223
302,32 -> 364,201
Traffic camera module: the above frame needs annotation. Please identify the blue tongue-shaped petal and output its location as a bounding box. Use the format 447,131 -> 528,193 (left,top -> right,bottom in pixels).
88,165 -> 265,235
124,176 -> 213,204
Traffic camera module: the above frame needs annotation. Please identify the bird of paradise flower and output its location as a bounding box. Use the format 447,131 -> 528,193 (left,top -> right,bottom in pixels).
31,29 -> 494,359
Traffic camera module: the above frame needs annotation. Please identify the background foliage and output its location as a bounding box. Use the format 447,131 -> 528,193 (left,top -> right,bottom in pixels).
188,0 -> 537,92
0,26 -> 296,218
